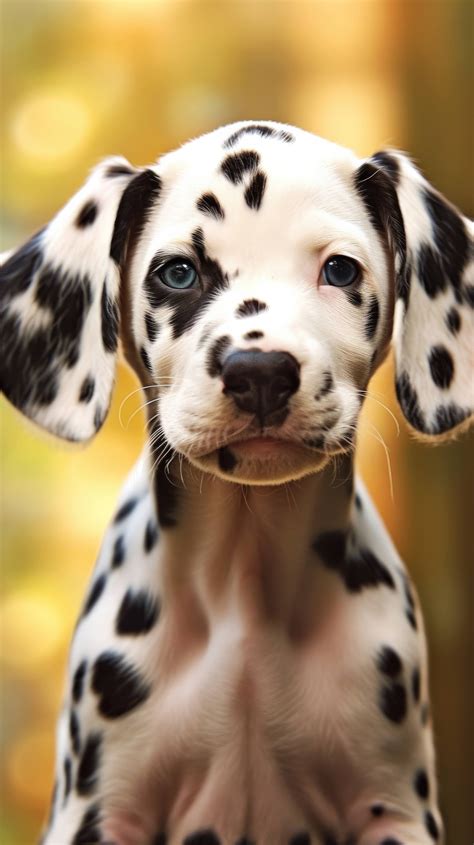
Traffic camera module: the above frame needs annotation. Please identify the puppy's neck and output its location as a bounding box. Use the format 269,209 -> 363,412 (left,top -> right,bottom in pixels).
151,452 -> 354,631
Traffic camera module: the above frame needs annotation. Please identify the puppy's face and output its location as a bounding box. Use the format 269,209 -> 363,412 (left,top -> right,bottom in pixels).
127,125 -> 391,484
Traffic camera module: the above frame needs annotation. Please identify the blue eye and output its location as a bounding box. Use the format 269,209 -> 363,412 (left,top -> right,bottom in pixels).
159,259 -> 198,289
322,256 -> 360,287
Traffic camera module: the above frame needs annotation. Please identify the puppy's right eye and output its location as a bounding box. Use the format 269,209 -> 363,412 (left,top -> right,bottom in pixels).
321,255 -> 360,287
158,259 -> 198,290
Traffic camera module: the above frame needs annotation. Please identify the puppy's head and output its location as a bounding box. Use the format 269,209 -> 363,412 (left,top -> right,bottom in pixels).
1,122 -> 472,484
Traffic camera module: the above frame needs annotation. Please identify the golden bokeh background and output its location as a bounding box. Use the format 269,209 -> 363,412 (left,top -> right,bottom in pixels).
1,1 -> 473,843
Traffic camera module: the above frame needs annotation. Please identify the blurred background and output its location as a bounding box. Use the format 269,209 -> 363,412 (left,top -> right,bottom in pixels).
1,1 -> 472,842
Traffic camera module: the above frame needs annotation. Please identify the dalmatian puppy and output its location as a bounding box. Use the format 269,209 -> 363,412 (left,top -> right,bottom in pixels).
1,121 -> 472,845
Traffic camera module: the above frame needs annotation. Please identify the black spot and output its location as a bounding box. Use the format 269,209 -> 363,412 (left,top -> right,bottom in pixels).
244,330 -> 264,340
110,168 -> 162,266
236,299 -> 268,318
78,376 -> 95,403
77,733 -> 102,795
432,402 -> 470,433
354,163 -> 406,283
69,710 -> 81,755
289,834 -> 311,845
428,345 -> 454,389
372,151 -> 400,185
92,650 -> 151,719
377,646 -> 402,678
365,294 -> 380,340
379,682 -> 407,723
355,493 -> 363,510
197,193 -> 225,220
244,170 -> 267,210
144,518 -> 159,553
76,200 -> 98,228
234,839 -> 254,845
72,660 -> 88,703
344,288 -> 363,307
423,187 -> 469,297
395,371 -> 426,432
111,536 -> 126,568
0,228 -> 44,300
412,667 -> 421,703
100,281 -> 119,353
323,835 -> 337,845
140,345 -> 153,374
145,312 -> 160,342
370,803 -> 384,817
116,589 -> 159,636
151,834 -> 167,845
401,573 -> 417,630
313,532 -> 395,593
224,123 -> 294,148
417,244 -> 446,299
424,810 -> 440,841
379,840 -> 403,845
82,574 -> 106,616
63,755 -> 72,800
72,803 -> 102,844
106,163 -> 135,178
218,446 -> 237,472
414,768 -> 430,800
221,150 -> 260,184
303,435 -> 325,449
315,372 -> 333,400
93,404 -> 105,431
462,283 -> 474,307
115,497 -> 139,523
183,830 -> 221,845
207,335 -> 231,378
445,306 -> 461,335
149,424 -> 179,529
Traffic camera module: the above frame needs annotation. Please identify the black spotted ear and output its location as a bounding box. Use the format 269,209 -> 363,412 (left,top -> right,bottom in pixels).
357,150 -> 473,440
0,158 -> 160,442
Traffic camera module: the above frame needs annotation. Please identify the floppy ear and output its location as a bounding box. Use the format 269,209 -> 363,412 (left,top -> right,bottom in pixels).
356,150 -> 473,440
0,158 -> 161,442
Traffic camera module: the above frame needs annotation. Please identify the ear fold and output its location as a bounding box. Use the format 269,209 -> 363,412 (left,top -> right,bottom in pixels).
358,150 -> 473,440
0,158 -> 158,442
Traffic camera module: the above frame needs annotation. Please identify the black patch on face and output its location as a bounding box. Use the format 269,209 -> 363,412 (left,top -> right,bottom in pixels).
417,244 -> 446,299
412,667 -> 421,703
76,200 -> 98,228
79,376 -> 95,403
376,646 -> 402,678
371,150 -> 400,185
140,345 -> 153,374
207,335 -> 231,377
77,732 -> 102,795
289,834 -> 311,845
111,535 -> 126,568
72,660 -> 88,703
100,281 -> 119,353
313,531 -> 395,593
344,288 -> 363,307
428,344 -> 454,389
244,170 -> 267,210
379,681 -> 407,723
314,372 -> 333,401
423,187 -> 469,297
401,573 -> 417,630
197,193 -> 225,220
145,311 -> 160,342
218,446 -> 237,472
63,755 -> 72,800
244,330 -> 264,340
149,423 -> 179,529
433,401 -> 470,433
221,150 -> 260,184
223,123 -> 294,148
424,809 -> 440,841
72,803 -> 102,845
116,588 -> 159,635
0,257 -> 93,414
395,371 -> 426,432
115,497 -> 139,523
106,163 -> 135,178
445,306 -> 461,335
110,168 -> 162,265
236,299 -> 268,318
355,493 -> 362,510
144,518 -> 159,553
151,834 -> 167,845
183,831 -> 221,845
414,768 -> 429,800
370,803 -> 384,817
92,650 -> 151,718
69,709 -> 81,755
365,294 -> 379,340
83,574 -> 106,616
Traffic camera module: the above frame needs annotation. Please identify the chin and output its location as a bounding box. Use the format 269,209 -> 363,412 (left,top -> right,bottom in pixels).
188,437 -> 331,485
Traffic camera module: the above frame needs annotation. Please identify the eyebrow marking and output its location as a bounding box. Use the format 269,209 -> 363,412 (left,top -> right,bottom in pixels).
196,193 -> 225,220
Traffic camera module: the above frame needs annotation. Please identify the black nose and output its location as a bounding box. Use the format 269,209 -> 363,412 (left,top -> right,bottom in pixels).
222,349 -> 300,425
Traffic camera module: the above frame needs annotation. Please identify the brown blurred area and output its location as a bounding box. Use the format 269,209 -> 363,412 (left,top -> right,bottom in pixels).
1,1 -> 473,842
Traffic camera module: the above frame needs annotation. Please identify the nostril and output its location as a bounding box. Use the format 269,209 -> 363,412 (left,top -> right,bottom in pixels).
224,377 -> 250,395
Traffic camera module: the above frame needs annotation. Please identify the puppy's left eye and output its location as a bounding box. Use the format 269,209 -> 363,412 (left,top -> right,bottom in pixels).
322,255 -> 360,287
159,259 -> 198,289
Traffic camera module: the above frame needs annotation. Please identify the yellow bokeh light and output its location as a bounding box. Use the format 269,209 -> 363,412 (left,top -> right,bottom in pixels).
9,90 -> 91,166
7,728 -> 54,812
1,591 -> 65,669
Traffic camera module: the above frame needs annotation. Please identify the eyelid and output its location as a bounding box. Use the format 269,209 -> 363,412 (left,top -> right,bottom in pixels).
149,251 -> 197,275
